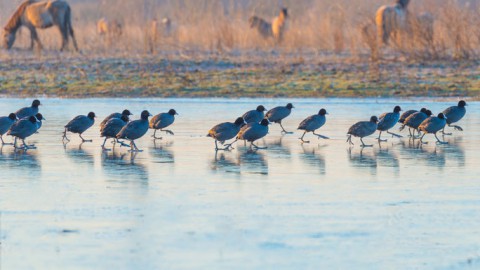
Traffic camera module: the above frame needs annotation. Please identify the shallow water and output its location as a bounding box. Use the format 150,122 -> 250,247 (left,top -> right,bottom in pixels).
0,98 -> 479,269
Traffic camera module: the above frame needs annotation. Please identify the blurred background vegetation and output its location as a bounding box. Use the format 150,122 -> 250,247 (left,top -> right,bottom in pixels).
0,0 -> 479,60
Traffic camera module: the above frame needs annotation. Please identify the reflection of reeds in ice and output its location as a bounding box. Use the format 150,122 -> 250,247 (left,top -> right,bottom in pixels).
2,0 -> 480,59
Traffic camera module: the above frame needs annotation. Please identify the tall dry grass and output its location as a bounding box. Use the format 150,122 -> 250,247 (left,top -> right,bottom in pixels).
1,0 -> 480,60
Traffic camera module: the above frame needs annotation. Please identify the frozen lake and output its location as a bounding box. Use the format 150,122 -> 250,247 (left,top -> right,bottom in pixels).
0,98 -> 479,269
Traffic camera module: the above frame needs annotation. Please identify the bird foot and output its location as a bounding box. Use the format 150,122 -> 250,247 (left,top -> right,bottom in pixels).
453,126 -> 463,131
315,135 -> 329,140
165,130 -> 174,135
101,146 -> 112,151
281,131 -> 293,135
377,138 -> 388,142
128,149 -> 143,152
82,139 -> 92,143
152,135 -> 163,140
300,139 -> 310,144
361,144 -> 373,148
442,131 -> 452,136
436,141 -> 449,145
223,143 -> 235,150
388,132 -> 402,138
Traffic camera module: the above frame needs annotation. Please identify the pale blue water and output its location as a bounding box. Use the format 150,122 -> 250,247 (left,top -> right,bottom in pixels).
0,98 -> 479,269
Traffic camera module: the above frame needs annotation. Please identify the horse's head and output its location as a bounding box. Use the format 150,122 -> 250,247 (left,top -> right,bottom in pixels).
280,8 -> 288,18
2,29 -> 15,49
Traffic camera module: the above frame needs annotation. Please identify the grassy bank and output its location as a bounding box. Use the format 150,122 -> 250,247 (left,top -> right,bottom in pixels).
0,53 -> 478,98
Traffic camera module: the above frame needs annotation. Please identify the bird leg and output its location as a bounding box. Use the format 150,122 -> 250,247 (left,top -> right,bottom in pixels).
129,140 -> 143,152
162,129 -> 174,135
101,137 -> 110,151
450,124 -> 463,131
387,130 -> 402,138
251,142 -> 267,149
62,129 -> 70,142
419,133 -> 428,144
0,135 -> 13,146
79,134 -> 92,143
299,131 -> 310,143
413,130 -> 423,139
313,131 -> 329,140
360,138 -> 373,147
21,139 -> 36,150
441,127 -> 452,136
279,122 -> 292,134
407,128 -> 413,137
215,140 -> 233,151
377,131 -> 387,142
222,139 -> 237,150
152,129 -> 163,140
346,135 -> 354,146
434,133 -> 448,144
116,139 -> 130,147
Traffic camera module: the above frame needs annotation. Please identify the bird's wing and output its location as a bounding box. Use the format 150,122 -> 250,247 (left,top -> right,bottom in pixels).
298,115 -> 315,130
266,107 -> 289,122
347,121 -> 365,135
442,106 -> 454,116
7,120 -> 28,136
66,116 -> 92,133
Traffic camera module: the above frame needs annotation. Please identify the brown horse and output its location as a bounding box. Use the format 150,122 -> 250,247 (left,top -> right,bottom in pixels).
97,18 -> 123,38
249,8 -> 288,44
375,0 -> 410,46
145,17 -> 173,53
3,0 -> 78,51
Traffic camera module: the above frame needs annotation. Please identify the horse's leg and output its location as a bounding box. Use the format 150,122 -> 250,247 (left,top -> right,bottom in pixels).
58,24 -> 68,51
65,6 -> 79,51
69,26 -> 79,52
25,27 -> 34,50
30,28 -> 43,50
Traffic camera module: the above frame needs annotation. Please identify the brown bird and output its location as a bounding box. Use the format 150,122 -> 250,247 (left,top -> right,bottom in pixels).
418,113 -> 448,144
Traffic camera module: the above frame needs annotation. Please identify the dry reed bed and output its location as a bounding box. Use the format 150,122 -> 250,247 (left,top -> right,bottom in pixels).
1,0 -> 480,60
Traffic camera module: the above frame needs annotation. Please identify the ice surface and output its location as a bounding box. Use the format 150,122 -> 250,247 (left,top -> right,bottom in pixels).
0,98 -> 479,269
